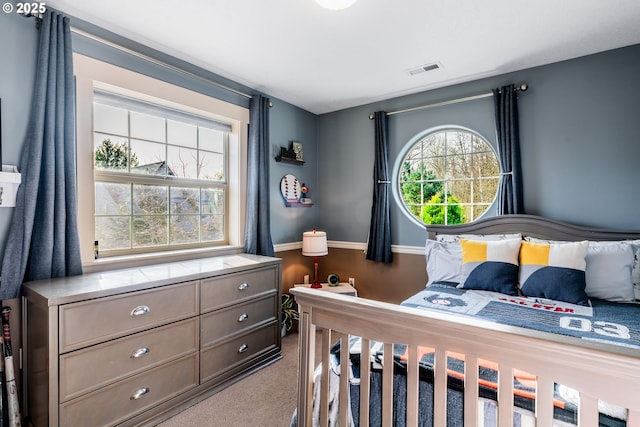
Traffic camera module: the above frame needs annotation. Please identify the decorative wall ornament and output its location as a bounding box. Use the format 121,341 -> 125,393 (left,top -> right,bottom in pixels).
276,141 -> 305,164
280,174 -> 313,207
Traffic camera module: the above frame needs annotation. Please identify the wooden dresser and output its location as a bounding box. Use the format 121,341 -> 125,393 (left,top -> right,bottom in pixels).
22,254 -> 282,427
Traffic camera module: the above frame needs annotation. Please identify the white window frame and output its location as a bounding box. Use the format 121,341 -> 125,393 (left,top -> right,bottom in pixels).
392,125 -> 500,227
74,53 -> 249,270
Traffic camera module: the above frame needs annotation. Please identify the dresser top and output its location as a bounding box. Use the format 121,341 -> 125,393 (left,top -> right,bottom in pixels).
23,254 -> 281,306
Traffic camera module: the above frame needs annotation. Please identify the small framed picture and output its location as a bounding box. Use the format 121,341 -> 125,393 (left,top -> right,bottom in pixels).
292,141 -> 303,161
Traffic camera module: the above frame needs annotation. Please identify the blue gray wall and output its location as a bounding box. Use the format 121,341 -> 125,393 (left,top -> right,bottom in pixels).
315,44 -> 640,247
0,12 -> 38,261
269,100 -> 319,244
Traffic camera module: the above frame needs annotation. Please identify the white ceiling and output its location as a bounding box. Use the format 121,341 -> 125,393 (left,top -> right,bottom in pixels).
48,0 -> 640,114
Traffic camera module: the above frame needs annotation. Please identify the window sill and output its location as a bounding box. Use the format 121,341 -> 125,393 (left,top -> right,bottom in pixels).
83,245 -> 245,274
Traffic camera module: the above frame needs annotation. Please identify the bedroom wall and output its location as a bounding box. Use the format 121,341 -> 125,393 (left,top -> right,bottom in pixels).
292,44 -> 640,302
0,12 -> 38,265
315,43 -> 640,250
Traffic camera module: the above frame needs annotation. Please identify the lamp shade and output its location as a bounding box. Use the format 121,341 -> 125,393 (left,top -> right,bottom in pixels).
302,230 -> 328,256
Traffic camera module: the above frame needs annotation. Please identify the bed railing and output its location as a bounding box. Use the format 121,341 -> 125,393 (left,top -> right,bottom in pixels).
292,287 -> 640,427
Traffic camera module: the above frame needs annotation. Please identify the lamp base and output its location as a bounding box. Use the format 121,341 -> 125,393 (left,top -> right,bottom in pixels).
310,281 -> 322,289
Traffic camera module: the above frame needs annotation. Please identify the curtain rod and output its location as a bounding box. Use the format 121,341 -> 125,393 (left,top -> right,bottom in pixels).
70,28 -> 254,100
368,82 -> 528,120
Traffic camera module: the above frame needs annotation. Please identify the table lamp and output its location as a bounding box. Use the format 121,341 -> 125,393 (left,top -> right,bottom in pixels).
302,230 -> 328,289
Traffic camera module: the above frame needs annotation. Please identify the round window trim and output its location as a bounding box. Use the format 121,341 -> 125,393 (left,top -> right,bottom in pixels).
392,125 -> 501,228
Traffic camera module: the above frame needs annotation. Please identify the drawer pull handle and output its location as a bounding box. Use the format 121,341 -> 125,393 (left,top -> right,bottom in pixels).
238,344 -> 248,353
130,387 -> 149,400
238,313 -> 249,322
130,305 -> 150,317
131,347 -> 150,358
238,282 -> 249,290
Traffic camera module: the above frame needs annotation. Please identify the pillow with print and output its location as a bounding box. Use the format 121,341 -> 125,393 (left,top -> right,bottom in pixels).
426,234 -> 522,286
519,240 -> 589,305
458,238 -> 521,295
525,237 -> 639,303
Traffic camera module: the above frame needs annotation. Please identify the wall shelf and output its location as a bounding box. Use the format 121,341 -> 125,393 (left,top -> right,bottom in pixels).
285,201 -> 313,208
275,156 -> 305,165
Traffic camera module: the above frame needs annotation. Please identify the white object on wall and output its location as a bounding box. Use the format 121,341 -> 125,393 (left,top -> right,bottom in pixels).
0,165 -> 21,207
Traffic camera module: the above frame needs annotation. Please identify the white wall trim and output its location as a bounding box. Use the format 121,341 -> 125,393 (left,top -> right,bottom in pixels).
391,244 -> 425,255
274,240 -> 424,256
274,242 -> 302,252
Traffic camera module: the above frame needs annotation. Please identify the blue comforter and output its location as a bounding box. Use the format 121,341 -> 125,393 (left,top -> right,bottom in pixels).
402,282 -> 640,350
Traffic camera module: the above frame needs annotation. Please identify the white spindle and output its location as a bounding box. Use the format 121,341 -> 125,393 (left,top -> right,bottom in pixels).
433,348 -> 448,426
406,345 -> 420,426
464,355 -> 479,427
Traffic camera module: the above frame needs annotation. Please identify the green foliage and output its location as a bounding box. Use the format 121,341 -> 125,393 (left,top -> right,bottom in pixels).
95,138 -> 139,169
281,293 -> 299,332
421,193 -> 465,225
400,162 -> 442,216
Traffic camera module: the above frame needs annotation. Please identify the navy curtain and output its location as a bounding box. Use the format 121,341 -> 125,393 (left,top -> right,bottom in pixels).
366,111 -> 392,263
244,95 -> 274,256
493,84 -> 524,215
0,10 -> 82,300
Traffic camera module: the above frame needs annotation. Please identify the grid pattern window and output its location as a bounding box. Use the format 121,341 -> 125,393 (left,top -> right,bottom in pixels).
398,128 -> 500,225
93,90 -> 231,255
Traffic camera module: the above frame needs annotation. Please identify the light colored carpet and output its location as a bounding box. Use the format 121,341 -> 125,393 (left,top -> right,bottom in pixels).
157,332 -> 299,427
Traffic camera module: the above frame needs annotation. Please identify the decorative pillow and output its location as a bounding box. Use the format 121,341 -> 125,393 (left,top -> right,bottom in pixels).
526,237 -> 640,302
458,238 -> 521,295
426,233 -> 522,286
425,240 -> 463,285
519,240 -> 589,305
583,241 -> 636,302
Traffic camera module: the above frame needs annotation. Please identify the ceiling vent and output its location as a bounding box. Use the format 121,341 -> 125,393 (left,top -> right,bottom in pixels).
408,62 -> 442,76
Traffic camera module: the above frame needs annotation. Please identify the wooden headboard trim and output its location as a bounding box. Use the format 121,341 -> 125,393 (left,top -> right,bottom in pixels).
426,214 -> 640,242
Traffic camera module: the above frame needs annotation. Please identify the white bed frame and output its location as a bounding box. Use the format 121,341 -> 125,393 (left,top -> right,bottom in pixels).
292,215 -> 640,427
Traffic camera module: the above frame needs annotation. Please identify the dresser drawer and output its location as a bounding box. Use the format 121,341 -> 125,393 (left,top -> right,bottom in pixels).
200,322 -> 277,383
59,353 -> 198,427
59,281 -> 199,353
201,267 -> 277,312
201,295 -> 276,347
59,317 -> 199,402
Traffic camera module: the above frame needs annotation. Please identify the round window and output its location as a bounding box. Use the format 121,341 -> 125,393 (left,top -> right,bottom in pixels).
396,127 -> 500,225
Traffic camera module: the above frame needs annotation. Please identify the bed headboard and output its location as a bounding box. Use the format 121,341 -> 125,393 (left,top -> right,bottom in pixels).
426,214 -> 640,242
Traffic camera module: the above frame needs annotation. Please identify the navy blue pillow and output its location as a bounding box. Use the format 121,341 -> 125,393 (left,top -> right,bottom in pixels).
520,267 -> 589,306
460,262 -> 519,296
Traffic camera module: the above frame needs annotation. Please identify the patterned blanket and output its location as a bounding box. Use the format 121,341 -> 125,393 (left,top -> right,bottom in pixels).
402,282 -> 640,349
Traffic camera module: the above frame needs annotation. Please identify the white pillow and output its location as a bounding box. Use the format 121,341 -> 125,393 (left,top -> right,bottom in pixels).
425,240 -> 462,285
585,241 -> 636,302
